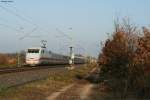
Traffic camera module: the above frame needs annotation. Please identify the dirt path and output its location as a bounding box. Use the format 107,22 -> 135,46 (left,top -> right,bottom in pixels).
46,82 -> 94,100
80,84 -> 94,100
46,84 -> 74,100
46,66 -> 98,100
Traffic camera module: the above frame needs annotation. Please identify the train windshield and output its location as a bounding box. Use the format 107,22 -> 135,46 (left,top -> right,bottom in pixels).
27,49 -> 39,53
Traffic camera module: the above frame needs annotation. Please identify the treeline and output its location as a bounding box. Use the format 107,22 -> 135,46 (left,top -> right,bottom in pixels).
98,19 -> 150,99
0,53 -> 17,65
0,52 -> 25,66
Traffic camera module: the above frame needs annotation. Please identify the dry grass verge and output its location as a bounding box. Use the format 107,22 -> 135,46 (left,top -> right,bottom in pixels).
0,63 -> 97,100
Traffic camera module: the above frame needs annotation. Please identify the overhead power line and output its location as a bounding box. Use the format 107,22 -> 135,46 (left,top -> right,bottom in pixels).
0,23 -> 24,33
56,28 -> 87,56
56,28 -> 72,40
0,4 -> 37,27
19,27 -> 37,40
0,3 -> 54,36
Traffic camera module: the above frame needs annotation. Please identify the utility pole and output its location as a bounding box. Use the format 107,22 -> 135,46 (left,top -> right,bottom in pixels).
68,28 -> 74,69
17,27 -> 37,67
17,52 -> 20,67
0,0 -> 21,67
69,46 -> 74,65
56,28 -> 75,69
0,0 -> 19,67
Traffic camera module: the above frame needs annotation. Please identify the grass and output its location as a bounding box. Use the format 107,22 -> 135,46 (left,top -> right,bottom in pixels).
0,63 -> 97,100
0,64 -> 17,68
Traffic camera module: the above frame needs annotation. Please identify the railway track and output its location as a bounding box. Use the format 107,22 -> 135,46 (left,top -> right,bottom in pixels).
0,63 -> 85,75
0,65 -> 65,75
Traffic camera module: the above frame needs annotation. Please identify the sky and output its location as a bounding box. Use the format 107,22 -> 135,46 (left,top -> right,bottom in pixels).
0,0 -> 150,57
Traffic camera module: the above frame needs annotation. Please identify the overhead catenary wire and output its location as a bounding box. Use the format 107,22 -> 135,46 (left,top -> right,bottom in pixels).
0,3 -> 39,38
0,16 -> 23,28
0,4 -> 42,38
0,3 -> 54,37
4,2 -> 34,21
56,28 -> 88,57
56,28 -> 72,40
0,2 -> 89,57
19,27 -> 37,40
0,4 -> 37,27
0,17 -> 27,36
0,23 -> 24,33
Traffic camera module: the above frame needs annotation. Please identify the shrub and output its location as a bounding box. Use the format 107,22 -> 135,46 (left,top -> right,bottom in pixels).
0,54 -> 8,65
98,18 -> 145,99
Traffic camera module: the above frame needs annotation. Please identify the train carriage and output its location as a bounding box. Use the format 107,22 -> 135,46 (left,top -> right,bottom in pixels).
26,46 -> 86,66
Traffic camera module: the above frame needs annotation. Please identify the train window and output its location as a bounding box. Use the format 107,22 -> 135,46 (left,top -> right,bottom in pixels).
28,49 -> 39,53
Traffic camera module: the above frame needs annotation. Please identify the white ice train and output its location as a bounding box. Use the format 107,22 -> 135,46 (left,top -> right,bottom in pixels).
26,46 -> 85,66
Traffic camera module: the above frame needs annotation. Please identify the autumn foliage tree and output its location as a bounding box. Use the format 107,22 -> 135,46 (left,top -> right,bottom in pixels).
98,19 -> 145,99
134,27 -> 150,76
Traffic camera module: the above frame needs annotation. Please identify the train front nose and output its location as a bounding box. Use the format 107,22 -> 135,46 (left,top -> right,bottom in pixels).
26,58 -> 39,65
26,48 -> 40,65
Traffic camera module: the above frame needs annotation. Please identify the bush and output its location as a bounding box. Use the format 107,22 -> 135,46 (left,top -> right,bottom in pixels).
0,53 -> 18,65
0,54 -> 8,65
98,18 -> 146,99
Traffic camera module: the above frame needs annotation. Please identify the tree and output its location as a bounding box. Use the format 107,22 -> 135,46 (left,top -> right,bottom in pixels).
98,18 -> 141,99
134,27 -> 150,76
